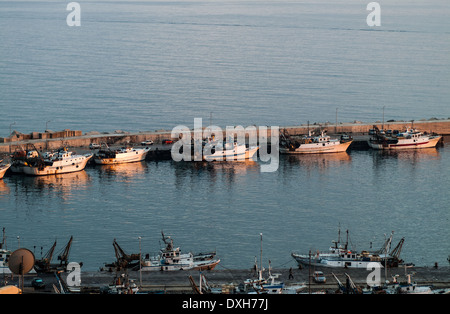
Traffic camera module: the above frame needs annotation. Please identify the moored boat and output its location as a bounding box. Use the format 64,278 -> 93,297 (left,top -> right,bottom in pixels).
10,148 -> 42,174
93,144 -> 150,164
34,236 -> 75,273
368,126 -> 441,150
0,228 -> 12,274
0,163 -> 11,180
291,229 -> 405,269
202,140 -> 259,161
100,273 -> 140,294
22,148 -> 92,176
280,130 -> 352,154
138,232 -> 220,271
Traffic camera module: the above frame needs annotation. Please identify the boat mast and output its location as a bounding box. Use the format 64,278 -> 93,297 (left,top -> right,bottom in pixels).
345,230 -> 349,250
338,227 -> 341,247
259,233 -> 263,281
57,236 -> 73,266
0,228 -> 5,250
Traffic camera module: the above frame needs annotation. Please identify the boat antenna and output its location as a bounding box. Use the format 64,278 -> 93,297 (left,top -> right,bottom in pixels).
345,230 -> 349,250
259,233 -> 263,281
0,227 -> 5,250
338,224 -> 341,244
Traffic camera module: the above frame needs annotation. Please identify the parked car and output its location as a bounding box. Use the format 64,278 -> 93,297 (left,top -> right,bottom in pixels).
340,133 -> 352,142
141,140 -> 154,146
313,271 -> 326,283
32,277 -> 45,289
89,143 -> 101,149
368,129 -> 375,135
162,139 -> 174,144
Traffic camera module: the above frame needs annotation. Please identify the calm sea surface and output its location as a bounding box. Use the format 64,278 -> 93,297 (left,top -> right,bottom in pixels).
0,0 -> 449,271
1,146 -> 449,271
0,0 -> 449,135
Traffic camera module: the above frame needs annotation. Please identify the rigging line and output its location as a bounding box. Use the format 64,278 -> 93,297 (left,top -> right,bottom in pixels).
216,264 -> 256,283
272,258 -> 296,268
216,264 -> 238,281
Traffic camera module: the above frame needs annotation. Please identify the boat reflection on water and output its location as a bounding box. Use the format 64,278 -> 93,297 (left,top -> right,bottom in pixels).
32,170 -> 90,187
96,161 -> 149,183
173,159 -> 261,177
173,159 -> 261,188
0,180 -> 9,196
97,161 -> 148,175
31,171 -> 91,200
281,152 -> 351,173
373,147 -> 440,161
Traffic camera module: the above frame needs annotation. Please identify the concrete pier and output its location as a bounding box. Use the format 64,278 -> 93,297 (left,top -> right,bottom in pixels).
1,119 -> 449,154
9,266 -> 450,294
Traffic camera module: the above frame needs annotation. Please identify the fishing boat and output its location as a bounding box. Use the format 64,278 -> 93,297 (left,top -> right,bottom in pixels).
22,148 -> 92,176
34,236 -> 76,273
93,144 -> 150,164
291,229 -> 404,269
0,228 -> 36,275
386,273 -> 433,294
100,273 -> 140,294
202,140 -> 259,161
280,130 -> 352,154
138,232 -> 220,271
10,147 -> 42,173
238,271 -> 285,294
0,228 -> 12,274
368,126 -> 441,150
236,234 -> 306,294
0,163 -> 10,179
237,258 -> 287,294
104,239 -> 141,271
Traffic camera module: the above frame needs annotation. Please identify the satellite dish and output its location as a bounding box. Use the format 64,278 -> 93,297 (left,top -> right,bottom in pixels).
8,248 -> 35,275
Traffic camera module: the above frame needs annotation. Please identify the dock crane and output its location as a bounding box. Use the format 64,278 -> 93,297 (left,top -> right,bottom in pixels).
34,236 -> 74,273
331,272 -> 362,294
106,239 -> 141,271
389,237 -> 405,267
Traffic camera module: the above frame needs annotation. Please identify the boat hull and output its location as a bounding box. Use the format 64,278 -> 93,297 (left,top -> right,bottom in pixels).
280,141 -> 352,154
22,154 -> 92,176
291,253 -> 383,269
94,147 -> 149,164
10,165 -> 25,174
203,145 -> 259,161
368,136 -> 441,150
0,164 -> 11,179
140,259 -> 220,272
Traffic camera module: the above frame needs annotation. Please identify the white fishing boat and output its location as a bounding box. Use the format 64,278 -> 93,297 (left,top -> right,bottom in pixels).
93,144 -> 150,164
0,248 -> 11,274
368,126 -> 441,150
239,271 -> 285,294
22,148 -> 92,176
237,234 -> 307,294
291,229 -> 405,269
380,271 -> 434,294
1,229 -> 37,275
0,163 -> 10,180
10,148 -> 41,173
100,274 -> 140,294
202,140 -> 259,161
139,232 -> 220,272
0,229 -> 11,274
280,131 -> 352,154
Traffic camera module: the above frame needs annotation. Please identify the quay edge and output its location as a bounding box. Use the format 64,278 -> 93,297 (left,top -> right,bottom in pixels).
1,119 -> 449,155
7,266 -> 450,294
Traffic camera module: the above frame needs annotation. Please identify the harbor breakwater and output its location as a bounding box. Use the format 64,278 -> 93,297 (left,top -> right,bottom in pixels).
1,119 -> 449,155
9,266 -> 450,294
